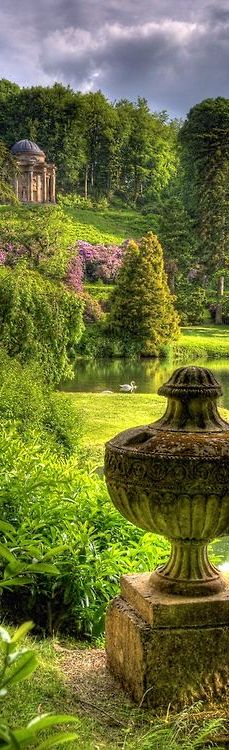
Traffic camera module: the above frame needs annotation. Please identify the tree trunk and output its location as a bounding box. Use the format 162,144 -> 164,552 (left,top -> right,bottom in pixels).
84,165 -> 88,199
215,275 -> 224,324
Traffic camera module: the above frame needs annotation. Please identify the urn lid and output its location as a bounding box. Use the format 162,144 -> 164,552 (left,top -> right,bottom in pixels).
106,367 -> 229,452
158,366 -> 222,399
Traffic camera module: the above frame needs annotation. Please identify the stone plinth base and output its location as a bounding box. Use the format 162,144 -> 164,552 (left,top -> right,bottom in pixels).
106,572 -> 229,708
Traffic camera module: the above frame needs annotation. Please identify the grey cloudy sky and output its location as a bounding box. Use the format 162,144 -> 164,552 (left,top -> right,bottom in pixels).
1,0 -> 229,116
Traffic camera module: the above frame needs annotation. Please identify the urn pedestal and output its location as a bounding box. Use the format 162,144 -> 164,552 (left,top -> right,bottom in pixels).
104,366 -> 229,707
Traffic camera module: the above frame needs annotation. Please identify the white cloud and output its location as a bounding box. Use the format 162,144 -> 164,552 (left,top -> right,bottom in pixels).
0,1 -> 228,115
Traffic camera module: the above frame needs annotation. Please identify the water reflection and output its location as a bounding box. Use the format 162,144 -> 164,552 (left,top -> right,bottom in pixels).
61,356 -> 229,409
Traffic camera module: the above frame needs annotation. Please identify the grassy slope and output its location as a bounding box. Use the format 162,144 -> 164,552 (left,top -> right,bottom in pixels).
176,325 -> 229,358
62,204 -> 157,244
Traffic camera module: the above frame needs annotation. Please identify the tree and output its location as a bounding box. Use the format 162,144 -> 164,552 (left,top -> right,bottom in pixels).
0,265 -> 84,384
0,78 -> 179,202
0,204 -> 77,279
180,98 -> 229,322
158,177 -> 197,293
0,140 -> 17,203
109,232 -> 179,356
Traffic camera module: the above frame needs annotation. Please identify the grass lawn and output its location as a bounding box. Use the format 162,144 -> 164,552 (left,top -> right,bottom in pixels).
71,392 -> 229,462
176,325 -> 229,359
71,393 -> 165,461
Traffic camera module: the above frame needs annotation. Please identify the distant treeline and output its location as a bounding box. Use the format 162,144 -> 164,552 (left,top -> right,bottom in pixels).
0,79 -> 179,203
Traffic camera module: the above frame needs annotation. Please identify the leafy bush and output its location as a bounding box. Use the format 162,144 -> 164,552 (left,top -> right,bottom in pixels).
0,265 -> 84,385
44,392 -> 83,455
0,428 -> 169,638
81,292 -> 104,324
58,193 -> 94,210
66,241 -> 123,292
175,281 -> 208,325
0,204 -> 77,280
0,352 -> 82,456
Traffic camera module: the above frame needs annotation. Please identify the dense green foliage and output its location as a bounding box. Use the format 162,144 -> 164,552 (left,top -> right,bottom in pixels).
0,426 -> 168,637
0,139 -> 17,204
0,265 -> 84,384
109,232 -> 179,355
180,98 -> 229,322
0,81 -> 177,204
0,351 -> 82,454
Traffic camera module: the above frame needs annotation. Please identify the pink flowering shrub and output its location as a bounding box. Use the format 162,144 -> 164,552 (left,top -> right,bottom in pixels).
66,254 -> 84,293
77,241 -> 123,284
0,243 -> 28,266
0,249 -> 7,264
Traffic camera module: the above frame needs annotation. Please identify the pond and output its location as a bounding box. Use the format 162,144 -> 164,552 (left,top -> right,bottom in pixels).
61,356 -> 229,410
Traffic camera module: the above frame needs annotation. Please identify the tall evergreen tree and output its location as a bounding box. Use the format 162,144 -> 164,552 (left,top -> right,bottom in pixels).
180,98 -> 229,322
158,178 -> 197,293
109,232 -> 179,356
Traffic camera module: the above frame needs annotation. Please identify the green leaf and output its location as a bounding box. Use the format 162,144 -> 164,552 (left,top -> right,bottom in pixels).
7,728 -> 21,750
0,626 -> 11,643
7,647 -> 32,664
36,732 -> 78,750
1,652 -> 37,687
0,724 -> 11,742
0,544 -> 16,563
42,546 -> 66,561
0,577 -> 31,588
5,727 -> 34,748
26,563 -> 59,575
11,622 -> 34,643
27,714 -> 78,732
0,521 -> 16,538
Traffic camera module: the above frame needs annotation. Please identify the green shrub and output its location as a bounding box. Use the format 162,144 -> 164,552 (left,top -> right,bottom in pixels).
44,392 -> 83,455
0,352 -> 82,455
175,282 -> 208,325
0,265 -> 84,384
0,428 -> 169,638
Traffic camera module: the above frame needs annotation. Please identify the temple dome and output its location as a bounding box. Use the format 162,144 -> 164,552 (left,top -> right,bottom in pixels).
11,139 -> 44,156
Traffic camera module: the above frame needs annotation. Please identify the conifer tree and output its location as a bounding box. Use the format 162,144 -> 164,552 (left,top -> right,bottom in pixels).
109,232 -> 179,356
180,98 -> 229,322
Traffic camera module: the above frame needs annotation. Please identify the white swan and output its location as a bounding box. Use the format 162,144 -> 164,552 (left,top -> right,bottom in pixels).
119,380 -> 137,393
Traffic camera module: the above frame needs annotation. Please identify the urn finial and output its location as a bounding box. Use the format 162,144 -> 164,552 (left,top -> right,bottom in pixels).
154,365 -> 228,433
158,365 -> 222,398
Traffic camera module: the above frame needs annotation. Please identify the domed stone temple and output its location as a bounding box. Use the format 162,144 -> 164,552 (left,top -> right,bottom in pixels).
11,139 -> 56,203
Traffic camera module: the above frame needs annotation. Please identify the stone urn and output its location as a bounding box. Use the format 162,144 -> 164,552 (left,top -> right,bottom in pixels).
104,366 -> 229,597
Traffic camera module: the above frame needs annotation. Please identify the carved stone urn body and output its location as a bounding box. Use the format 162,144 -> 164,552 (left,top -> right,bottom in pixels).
105,366 -> 229,597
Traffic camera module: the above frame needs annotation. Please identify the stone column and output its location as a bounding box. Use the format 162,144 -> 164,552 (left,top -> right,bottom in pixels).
42,167 -> 47,203
37,173 -> 41,203
28,169 -> 33,202
13,176 -> 19,200
50,167 -> 56,203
